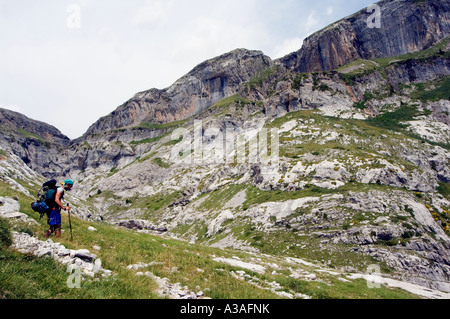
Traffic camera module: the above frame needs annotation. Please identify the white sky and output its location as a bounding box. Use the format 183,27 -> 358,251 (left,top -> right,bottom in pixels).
0,0 -> 375,139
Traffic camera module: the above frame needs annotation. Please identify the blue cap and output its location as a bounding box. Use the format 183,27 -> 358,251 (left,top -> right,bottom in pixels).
64,179 -> 74,185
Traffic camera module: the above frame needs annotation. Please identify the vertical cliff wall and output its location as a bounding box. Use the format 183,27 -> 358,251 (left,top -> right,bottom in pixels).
279,0 -> 450,72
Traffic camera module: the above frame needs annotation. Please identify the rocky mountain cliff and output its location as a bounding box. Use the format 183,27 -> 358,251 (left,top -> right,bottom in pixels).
280,0 -> 450,72
0,108 -> 70,147
82,49 -> 273,138
0,108 -> 70,175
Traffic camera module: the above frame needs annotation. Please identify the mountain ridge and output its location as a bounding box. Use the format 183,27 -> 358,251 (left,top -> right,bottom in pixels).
81,48 -> 273,140
79,0 -> 450,143
6,0 -> 449,146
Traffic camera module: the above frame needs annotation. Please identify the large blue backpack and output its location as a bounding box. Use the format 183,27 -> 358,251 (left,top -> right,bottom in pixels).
31,180 -> 58,220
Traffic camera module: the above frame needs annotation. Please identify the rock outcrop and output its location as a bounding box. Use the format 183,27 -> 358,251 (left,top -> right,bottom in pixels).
11,231 -> 112,279
116,219 -> 168,233
0,197 -> 37,224
279,0 -> 450,73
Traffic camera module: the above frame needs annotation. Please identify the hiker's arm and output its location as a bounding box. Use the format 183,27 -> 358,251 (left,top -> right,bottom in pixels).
55,191 -> 70,211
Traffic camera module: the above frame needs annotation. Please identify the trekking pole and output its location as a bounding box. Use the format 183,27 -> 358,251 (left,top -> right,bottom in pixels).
67,202 -> 73,241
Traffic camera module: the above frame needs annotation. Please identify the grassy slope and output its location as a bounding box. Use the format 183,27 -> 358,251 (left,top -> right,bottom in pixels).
337,38 -> 450,76
0,178 -> 420,299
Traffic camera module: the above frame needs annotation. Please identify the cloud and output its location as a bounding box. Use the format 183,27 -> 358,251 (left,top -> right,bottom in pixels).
0,38 -> 152,139
305,11 -> 319,33
326,6 -> 334,16
78,0 -> 92,7
302,6 -> 334,37
132,0 -> 173,26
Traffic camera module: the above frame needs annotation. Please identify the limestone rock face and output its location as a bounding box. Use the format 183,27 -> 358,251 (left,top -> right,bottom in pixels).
279,0 -> 450,73
83,49 -> 273,137
0,108 -> 70,176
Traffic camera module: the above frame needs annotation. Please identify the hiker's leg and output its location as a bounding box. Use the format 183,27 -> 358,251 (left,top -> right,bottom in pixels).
55,224 -> 62,238
44,228 -> 52,238
44,225 -> 56,238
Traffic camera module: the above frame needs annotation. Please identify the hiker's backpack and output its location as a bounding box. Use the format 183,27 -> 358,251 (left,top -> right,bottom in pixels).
31,180 -> 58,220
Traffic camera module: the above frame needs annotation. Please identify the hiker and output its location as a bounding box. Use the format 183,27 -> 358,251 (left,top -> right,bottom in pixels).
44,179 -> 74,238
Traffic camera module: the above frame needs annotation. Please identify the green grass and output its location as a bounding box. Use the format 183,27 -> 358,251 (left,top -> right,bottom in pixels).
227,221 -> 402,282
265,109 -> 319,129
337,59 -> 379,77
410,76 -> 450,102
15,128 -> 50,147
364,103 -> 450,150
136,190 -> 182,219
210,94 -> 256,110
0,249 -> 160,299
437,181 -> 450,200
374,37 -> 450,69
241,183 -> 407,212
242,186 -> 329,210
0,218 -> 13,249
130,136 -> 164,145
128,119 -> 189,146
135,119 -> 188,131
262,107 -> 428,169
366,103 -> 422,131
245,66 -> 280,90
197,183 -> 246,211
193,94 -> 263,121
152,157 -> 171,169
336,38 -> 450,83
90,189 -> 182,220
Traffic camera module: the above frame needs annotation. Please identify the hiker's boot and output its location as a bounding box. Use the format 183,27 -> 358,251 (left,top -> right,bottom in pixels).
44,229 -> 52,238
55,228 -> 61,239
